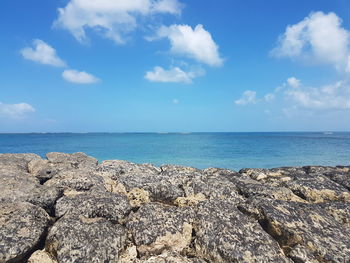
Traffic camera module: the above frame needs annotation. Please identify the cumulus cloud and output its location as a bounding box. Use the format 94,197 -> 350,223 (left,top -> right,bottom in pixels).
145,66 -> 204,83
238,76 -> 350,111
285,80 -> 350,110
20,39 -> 66,67
0,102 -> 35,119
54,0 -> 183,44
287,77 -> 301,88
272,12 -> 350,72
152,24 -> 223,66
62,69 -> 99,84
235,90 -> 257,105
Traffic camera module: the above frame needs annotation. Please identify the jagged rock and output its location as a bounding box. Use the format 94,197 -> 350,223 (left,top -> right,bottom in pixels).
282,174 -> 350,203
28,152 -> 98,184
193,199 -> 290,263
185,173 -> 244,201
249,198 -> 350,262
27,250 -> 57,263
97,161 -> 189,203
0,153 -> 41,172
44,170 -> 105,194
127,188 -> 151,207
174,193 -> 206,207
46,215 -> 126,263
127,203 -> 194,257
0,202 -> 50,262
318,201 -> 350,228
46,152 -> 98,170
1,153 -> 349,262
231,175 -> 307,203
0,170 -> 62,213
55,191 -> 132,223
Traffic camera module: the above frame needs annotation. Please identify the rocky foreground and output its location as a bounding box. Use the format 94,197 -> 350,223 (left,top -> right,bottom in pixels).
0,153 -> 349,263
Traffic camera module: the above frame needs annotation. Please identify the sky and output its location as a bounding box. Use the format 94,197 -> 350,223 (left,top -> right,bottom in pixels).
1,0 -> 350,132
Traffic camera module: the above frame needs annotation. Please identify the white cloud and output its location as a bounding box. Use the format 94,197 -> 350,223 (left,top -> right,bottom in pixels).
21,39 -> 66,67
62,69 -> 99,84
235,76 -> 350,111
285,80 -> 350,110
0,102 -> 35,119
152,24 -> 223,66
54,0 -> 183,44
235,90 -> 257,105
145,66 -> 204,83
272,12 -> 350,72
287,77 -> 301,88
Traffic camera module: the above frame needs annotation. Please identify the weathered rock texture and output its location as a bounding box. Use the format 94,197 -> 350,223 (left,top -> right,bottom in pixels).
0,152 -> 349,262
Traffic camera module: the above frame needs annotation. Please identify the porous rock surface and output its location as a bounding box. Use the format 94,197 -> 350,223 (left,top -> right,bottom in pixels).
0,152 -> 349,262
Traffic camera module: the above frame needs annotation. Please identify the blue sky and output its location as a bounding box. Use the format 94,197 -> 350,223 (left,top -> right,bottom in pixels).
1,0 -> 350,132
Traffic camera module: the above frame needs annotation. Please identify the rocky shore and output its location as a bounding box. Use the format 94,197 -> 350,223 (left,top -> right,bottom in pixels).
0,152 -> 349,263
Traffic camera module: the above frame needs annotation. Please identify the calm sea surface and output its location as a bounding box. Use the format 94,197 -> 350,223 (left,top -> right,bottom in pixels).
0,132 -> 349,171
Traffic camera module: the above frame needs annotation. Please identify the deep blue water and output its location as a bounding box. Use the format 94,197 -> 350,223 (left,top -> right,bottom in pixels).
0,132 -> 350,171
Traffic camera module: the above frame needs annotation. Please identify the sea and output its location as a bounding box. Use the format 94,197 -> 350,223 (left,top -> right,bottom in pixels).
0,132 -> 349,171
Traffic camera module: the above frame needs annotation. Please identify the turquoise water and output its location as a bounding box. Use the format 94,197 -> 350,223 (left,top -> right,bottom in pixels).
0,132 -> 349,171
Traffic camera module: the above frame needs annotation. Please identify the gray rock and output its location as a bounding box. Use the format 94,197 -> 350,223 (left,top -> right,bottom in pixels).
0,202 -> 50,262
193,199 -> 290,263
0,153 -> 41,172
0,170 -> 62,213
44,170 -> 105,193
46,215 -> 126,263
249,198 -> 350,262
46,152 -> 98,170
55,191 -> 132,223
127,203 -> 194,257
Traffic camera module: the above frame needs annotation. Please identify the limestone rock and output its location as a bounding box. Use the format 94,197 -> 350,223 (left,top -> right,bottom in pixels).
282,174 -> 350,203
0,153 -> 41,172
250,198 -> 350,262
46,152 -> 98,170
55,191 -> 132,223
0,202 -> 50,262
193,199 -> 290,263
0,170 -> 62,213
27,250 -> 57,263
127,203 -> 194,256
46,215 -> 126,263
127,188 -> 151,207
44,170 -> 105,194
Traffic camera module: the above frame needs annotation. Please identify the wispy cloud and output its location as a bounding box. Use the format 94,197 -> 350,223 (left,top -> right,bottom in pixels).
236,77 -> 350,112
20,39 -> 66,67
62,69 -> 99,84
0,102 -> 35,119
271,11 -> 350,73
145,66 -> 204,83
54,0 -> 183,44
235,90 -> 257,105
150,24 -> 223,66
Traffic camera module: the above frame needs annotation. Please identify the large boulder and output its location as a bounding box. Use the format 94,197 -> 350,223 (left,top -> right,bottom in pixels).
46,215 -> 127,263
0,170 -> 62,214
55,191 -> 132,223
127,203 -> 194,257
192,199 -> 290,263
0,153 -> 41,172
0,202 -> 50,262
248,198 -> 350,262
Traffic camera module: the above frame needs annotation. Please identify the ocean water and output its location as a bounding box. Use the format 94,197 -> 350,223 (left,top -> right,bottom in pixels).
0,132 -> 349,171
